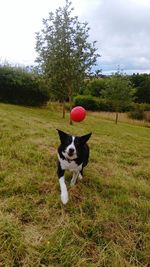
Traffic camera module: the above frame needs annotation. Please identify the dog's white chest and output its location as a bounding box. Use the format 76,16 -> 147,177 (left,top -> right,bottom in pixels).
58,155 -> 82,172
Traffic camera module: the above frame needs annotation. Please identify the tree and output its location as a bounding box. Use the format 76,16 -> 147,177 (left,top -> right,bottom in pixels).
35,0 -> 99,122
101,72 -> 135,124
85,78 -> 107,97
136,76 -> 150,104
130,73 -> 150,103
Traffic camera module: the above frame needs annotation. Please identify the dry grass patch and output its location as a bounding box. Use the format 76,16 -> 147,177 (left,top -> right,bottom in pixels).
91,111 -> 150,127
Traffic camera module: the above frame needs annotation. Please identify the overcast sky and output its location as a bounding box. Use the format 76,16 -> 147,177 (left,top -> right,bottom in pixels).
0,0 -> 150,74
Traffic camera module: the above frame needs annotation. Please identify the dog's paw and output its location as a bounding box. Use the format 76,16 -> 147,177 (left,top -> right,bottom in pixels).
79,173 -> 83,180
61,192 -> 69,205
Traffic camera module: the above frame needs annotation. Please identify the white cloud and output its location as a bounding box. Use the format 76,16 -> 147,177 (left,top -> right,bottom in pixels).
88,0 -> 150,73
0,0 -> 150,74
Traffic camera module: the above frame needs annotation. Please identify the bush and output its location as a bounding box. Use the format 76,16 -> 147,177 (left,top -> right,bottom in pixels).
128,103 -> 146,120
0,65 -> 50,106
138,103 -> 150,111
98,98 -> 114,111
74,95 -> 99,111
73,95 -> 130,112
74,95 -> 113,111
73,95 -> 99,111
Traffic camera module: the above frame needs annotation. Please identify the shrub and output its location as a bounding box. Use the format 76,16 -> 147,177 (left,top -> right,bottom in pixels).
74,95 -> 99,111
139,103 -> 150,111
0,65 -> 50,106
73,95 -> 130,112
128,103 -> 146,120
98,98 -> 114,111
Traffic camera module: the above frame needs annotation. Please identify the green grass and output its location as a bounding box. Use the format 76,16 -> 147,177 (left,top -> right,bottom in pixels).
0,103 -> 150,267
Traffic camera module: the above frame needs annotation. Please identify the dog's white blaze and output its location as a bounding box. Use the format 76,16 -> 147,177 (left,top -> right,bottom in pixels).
67,136 -> 76,151
62,137 -> 77,160
59,176 -> 68,204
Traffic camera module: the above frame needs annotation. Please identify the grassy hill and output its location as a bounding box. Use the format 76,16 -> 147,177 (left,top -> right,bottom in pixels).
0,103 -> 150,267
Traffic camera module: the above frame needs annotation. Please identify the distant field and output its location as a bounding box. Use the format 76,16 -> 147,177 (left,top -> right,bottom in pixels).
0,103 -> 150,267
90,111 -> 150,128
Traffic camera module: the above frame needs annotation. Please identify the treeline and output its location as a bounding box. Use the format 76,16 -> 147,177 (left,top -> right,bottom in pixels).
0,65 -> 49,106
73,73 -> 150,120
78,73 -> 150,104
0,65 -> 150,110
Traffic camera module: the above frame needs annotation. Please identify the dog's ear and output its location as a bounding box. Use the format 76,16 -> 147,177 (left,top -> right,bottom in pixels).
80,133 -> 92,144
57,129 -> 69,143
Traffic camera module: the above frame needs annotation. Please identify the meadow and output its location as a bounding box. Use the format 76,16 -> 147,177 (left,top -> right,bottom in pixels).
0,103 -> 150,267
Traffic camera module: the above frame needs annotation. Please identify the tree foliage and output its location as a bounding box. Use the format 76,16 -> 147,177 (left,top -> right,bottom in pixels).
101,72 -> 135,123
85,78 -> 107,97
35,0 -> 100,116
131,73 -> 150,103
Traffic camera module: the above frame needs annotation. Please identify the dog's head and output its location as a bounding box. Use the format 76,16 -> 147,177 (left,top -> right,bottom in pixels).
57,129 -> 92,160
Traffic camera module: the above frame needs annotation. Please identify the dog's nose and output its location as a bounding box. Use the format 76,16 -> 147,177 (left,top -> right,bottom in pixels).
68,148 -> 75,155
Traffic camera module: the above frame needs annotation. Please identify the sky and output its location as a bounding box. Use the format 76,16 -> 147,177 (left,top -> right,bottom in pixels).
0,0 -> 150,75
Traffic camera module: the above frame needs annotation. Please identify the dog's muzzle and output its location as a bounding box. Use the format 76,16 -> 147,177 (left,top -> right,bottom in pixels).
68,148 -> 75,157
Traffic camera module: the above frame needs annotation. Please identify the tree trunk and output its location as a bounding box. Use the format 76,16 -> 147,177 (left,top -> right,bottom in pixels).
62,101 -> 65,118
68,82 -> 73,125
69,94 -> 73,125
115,112 -> 118,124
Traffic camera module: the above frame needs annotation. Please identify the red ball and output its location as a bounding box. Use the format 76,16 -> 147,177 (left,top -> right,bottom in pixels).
70,106 -> 86,122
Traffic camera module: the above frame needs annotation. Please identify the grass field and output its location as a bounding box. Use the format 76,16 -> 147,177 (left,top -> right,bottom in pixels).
0,103 -> 150,267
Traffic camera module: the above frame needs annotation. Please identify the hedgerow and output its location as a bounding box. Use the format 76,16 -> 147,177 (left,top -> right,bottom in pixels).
0,65 -> 49,106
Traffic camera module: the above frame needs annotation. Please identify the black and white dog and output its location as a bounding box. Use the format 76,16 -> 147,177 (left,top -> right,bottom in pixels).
57,129 -> 92,204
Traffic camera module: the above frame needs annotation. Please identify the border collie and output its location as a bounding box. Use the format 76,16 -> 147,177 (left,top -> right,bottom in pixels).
57,129 -> 92,204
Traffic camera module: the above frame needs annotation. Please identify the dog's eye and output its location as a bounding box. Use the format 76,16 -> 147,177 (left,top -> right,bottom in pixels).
65,139 -> 71,146
66,141 -> 70,145
75,141 -> 80,147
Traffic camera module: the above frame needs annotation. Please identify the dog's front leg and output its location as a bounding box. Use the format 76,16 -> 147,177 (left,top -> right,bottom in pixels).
59,176 -> 68,204
57,162 -> 68,204
71,171 -> 79,186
